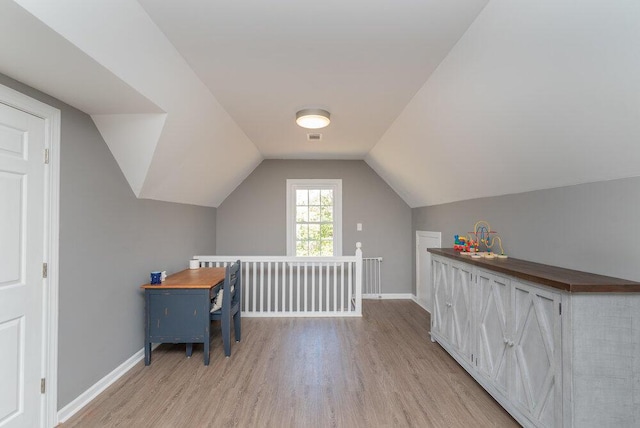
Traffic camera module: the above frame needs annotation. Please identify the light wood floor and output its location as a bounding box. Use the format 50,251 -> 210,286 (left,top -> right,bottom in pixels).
62,300 -> 517,427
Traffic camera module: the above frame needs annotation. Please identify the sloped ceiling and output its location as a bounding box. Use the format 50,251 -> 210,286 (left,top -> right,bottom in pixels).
7,0 -> 263,207
1,1 -> 638,208
368,0 -> 640,207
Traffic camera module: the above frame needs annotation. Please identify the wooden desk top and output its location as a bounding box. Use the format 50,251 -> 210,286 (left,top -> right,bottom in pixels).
141,267 -> 225,289
428,248 -> 640,293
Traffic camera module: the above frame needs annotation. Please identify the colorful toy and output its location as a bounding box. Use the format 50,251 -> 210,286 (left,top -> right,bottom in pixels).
453,235 -> 468,251
453,221 -> 508,259
470,220 -> 507,258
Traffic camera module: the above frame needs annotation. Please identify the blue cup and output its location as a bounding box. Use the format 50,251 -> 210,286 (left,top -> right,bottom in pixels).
150,271 -> 162,285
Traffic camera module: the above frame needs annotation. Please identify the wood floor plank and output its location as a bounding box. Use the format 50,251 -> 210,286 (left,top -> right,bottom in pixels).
61,300 -> 517,427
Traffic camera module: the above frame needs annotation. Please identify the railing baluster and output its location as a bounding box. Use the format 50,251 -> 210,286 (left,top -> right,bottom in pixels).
296,262 -> 301,313
288,263 -> 293,313
319,263 -> 323,311
325,263 -> 330,312
267,262 -> 272,313
333,263 -> 338,312
252,262 -> 257,313
312,263 -> 316,312
259,262 -> 264,312
340,262 -> 345,312
240,261 -> 245,311
274,262 -> 279,313
282,262 -> 287,313
348,262 -> 353,312
304,262 -> 308,312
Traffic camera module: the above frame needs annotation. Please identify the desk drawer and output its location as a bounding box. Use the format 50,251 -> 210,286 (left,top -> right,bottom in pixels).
148,293 -> 207,339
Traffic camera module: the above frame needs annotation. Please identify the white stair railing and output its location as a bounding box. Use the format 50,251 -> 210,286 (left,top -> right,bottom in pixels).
194,243 -> 363,317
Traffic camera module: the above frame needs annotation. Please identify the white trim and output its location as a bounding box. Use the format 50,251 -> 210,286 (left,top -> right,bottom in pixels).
363,293 -> 414,300
196,255 -> 357,263
286,179 -> 342,257
241,312 -> 361,318
0,83 -> 61,428
415,231 -> 441,315
57,344 -> 160,423
411,294 -> 431,312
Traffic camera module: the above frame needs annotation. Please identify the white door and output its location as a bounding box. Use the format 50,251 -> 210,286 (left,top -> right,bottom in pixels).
416,231 -> 441,312
0,102 -> 46,428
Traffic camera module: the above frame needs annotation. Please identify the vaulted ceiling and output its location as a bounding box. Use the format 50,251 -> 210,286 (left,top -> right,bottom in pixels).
2,1 -> 638,208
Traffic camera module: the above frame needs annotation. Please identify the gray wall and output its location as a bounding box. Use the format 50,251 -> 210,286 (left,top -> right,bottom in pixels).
217,160 -> 412,294
413,177 -> 640,292
0,74 -> 217,409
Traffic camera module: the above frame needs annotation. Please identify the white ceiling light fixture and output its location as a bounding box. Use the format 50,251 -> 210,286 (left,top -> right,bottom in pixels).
296,108 -> 330,129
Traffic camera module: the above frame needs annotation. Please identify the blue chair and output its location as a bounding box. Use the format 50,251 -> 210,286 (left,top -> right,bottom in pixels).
210,260 -> 241,357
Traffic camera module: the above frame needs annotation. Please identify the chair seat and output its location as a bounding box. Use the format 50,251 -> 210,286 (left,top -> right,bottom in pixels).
210,301 -> 240,319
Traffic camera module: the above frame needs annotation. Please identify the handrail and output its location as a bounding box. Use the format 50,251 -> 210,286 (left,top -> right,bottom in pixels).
195,255 -> 359,263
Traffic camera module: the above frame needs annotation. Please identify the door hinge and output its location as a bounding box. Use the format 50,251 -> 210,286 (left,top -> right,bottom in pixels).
559,302 -> 562,315
42,263 -> 48,279
44,149 -> 49,164
41,378 -> 46,394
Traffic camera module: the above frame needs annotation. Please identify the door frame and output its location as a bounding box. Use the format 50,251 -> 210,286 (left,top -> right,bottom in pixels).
415,230 -> 441,313
0,83 -> 60,428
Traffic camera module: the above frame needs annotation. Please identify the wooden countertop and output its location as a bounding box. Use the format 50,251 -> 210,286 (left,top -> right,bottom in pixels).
428,248 -> 640,293
141,267 -> 225,289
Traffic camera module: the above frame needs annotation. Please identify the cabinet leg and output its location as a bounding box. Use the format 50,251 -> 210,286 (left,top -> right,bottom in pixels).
145,342 -> 151,365
429,332 -> 436,343
186,343 -> 193,357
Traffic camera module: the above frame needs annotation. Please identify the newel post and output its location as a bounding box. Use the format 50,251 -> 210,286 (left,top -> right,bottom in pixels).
354,242 -> 363,316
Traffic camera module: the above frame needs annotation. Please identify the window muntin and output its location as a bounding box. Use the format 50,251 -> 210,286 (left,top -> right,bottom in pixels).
286,179 -> 342,257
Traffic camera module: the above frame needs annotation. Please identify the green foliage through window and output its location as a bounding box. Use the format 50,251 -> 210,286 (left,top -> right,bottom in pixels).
295,188 -> 334,256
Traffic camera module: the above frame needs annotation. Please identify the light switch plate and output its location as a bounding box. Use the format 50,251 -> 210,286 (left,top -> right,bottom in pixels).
357,223 -> 362,231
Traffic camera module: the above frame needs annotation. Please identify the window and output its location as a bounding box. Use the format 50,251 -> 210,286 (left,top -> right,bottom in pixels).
286,179 -> 342,257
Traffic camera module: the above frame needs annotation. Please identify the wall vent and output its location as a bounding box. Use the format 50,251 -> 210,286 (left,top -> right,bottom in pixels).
307,133 -> 322,141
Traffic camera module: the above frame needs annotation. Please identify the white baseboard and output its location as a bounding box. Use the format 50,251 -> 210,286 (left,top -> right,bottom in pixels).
363,293 -> 414,300
242,312 -> 361,318
57,344 -> 159,423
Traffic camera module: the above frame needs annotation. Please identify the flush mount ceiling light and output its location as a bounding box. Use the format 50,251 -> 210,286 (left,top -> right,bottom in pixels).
296,109 -> 330,129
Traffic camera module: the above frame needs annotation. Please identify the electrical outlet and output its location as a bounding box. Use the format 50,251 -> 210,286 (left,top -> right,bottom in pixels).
357,223 -> 362,231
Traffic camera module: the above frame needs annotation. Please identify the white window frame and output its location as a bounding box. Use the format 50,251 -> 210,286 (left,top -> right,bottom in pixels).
286,179 -> 342,257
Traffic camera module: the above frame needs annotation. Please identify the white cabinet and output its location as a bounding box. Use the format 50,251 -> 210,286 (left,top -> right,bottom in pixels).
476,270 -> 510,396
431,258 -> 472,363
449,262 -> 473,362
431,256 -> 449,342
429,251 -> 640,427
431,256 -> 562,428
511,280 -> 562,427
476,271 -> 563,427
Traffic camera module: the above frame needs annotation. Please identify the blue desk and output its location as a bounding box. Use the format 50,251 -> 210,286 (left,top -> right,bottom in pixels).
142,268 -> 225,365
